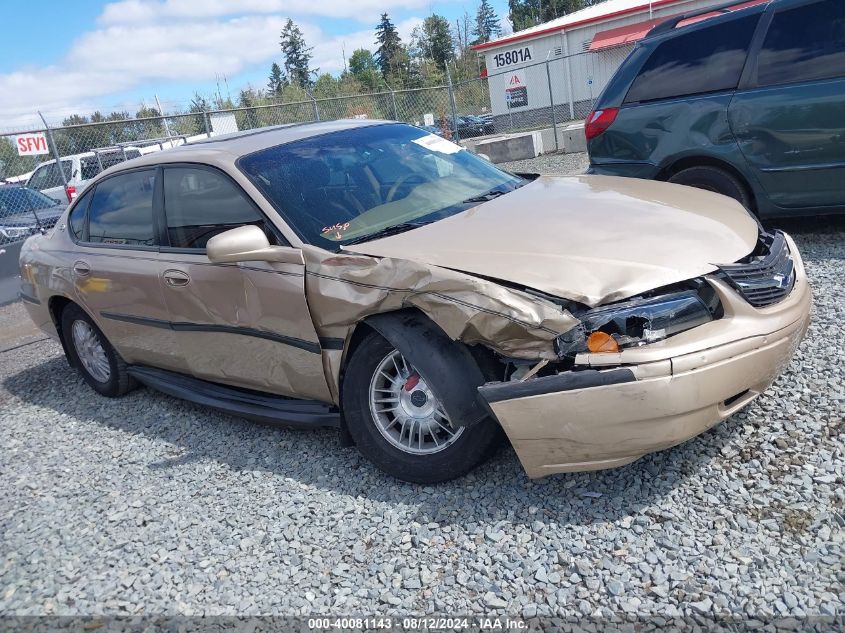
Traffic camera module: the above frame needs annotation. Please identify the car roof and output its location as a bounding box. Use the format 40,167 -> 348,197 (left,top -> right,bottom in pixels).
116,119 -> 393,170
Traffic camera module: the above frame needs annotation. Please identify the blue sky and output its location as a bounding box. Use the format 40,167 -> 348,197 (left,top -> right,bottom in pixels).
1,0 -> 511,129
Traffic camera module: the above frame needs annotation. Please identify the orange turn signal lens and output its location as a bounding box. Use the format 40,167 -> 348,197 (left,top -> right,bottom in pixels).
587,331 -> 619,353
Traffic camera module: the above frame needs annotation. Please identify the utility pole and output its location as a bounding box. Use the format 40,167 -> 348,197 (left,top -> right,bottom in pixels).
37,111 -> 68,191
154,94 -> 173,140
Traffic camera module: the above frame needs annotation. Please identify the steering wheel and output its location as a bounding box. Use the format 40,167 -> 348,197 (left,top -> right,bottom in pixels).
385,174 -> 426,203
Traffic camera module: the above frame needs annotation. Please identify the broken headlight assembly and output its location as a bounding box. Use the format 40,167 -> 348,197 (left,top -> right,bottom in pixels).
555,286 -> 719,357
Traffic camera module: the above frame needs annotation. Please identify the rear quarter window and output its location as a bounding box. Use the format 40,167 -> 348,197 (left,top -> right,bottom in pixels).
756,0 -> 845,86
624,14 -> 760,104
68,189 -> 93,241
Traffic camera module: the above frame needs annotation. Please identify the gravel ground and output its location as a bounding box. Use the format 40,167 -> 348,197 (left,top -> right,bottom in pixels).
499,151 -> 591,176
0,154 -> 842,621
0,301 -> 46,353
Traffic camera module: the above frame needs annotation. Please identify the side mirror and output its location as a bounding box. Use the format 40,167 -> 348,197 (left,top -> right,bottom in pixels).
206,225 -> 303,265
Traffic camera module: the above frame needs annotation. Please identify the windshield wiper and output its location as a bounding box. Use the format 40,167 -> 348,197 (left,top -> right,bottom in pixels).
342,221 -> 431,246
461,189 -> 508,204
462,181 -> 528,205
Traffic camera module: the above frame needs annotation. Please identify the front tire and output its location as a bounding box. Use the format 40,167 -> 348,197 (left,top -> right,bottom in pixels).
61,303 -> 135,397
342,331 -> 501,483
668,166 -> 752,210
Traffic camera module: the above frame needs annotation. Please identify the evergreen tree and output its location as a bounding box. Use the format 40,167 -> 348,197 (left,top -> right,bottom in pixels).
374,13 -> 402,78
237,89 -> 261,129
420,15 -> 454,71
267,62 -> 286,95
508,0 -> 586,31
473,0 -> 502,44
134,106 -> 164,140
280,19 -> 314,88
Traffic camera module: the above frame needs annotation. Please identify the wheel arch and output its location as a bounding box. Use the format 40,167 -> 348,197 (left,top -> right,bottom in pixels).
47,295 -> 77,367
342,308 -> 491,429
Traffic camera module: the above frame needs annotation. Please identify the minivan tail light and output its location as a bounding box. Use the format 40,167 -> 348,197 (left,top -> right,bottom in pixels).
65,185 -> 76,202
585,107 -> 619,141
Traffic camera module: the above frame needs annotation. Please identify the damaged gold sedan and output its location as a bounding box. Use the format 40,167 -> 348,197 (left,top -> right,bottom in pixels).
19,121 -> 811,482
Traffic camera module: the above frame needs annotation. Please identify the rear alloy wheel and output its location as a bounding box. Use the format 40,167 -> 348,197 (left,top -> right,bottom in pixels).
61,303 -> 135,397
71,319 -> 111,383
668,166 -> 752,210
342,331 -> 501,483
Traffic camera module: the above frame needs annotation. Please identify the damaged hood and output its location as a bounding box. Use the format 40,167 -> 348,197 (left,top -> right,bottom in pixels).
343,175 -> 759,306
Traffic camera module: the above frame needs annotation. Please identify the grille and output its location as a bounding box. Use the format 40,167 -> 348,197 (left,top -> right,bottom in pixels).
717,231 -> 795,308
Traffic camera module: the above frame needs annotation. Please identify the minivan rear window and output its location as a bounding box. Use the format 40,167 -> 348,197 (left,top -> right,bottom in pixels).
756,0 -> 845,87
624,14 -> 760,104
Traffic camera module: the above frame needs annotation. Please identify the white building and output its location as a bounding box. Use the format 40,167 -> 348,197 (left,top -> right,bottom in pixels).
472,0 -> 753,123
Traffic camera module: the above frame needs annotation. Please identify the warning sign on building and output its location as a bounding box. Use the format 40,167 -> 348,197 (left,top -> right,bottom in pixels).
505,71 -> 528,109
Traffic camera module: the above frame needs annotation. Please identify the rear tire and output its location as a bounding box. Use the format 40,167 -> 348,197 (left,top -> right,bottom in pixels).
668,166 -> 752,210
61,303 -> 135,397
342,331 -> 501,483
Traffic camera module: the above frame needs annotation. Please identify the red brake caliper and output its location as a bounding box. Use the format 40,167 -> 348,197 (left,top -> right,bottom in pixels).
404,373 -> 420,392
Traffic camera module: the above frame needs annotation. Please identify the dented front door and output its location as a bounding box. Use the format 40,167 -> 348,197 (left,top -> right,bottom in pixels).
158,253 -> 332,402
154,164 -> 331,402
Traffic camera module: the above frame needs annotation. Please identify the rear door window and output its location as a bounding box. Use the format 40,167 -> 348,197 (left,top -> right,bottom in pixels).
624,14 -> 760,104
756,0 -> 845,87
87,170 -> 156,247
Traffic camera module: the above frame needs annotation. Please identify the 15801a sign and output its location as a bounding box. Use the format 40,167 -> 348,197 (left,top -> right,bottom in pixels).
492,46 -> 533,69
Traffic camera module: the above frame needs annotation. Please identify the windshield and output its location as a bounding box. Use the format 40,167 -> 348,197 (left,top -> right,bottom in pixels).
0,187 -> 59,215
238,123 -> 523,250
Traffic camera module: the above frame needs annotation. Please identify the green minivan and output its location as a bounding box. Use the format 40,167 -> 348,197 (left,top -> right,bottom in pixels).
586,0 -> 845,217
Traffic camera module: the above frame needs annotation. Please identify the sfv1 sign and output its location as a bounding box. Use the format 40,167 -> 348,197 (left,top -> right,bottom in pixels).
16,133 -> 50,156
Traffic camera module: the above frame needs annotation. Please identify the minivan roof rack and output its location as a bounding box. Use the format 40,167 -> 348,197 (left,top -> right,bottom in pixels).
646,0 -> 769,39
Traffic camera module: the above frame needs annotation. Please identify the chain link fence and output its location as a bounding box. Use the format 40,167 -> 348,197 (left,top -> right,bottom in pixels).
0,46 -> 631,240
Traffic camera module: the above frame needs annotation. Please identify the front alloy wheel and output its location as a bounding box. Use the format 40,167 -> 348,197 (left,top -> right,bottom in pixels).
369,349 -> 464,454
342,330 -> 502,483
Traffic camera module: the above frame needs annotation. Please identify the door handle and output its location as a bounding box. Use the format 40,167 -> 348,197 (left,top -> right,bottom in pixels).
163,269 -> 190,287
72,261 -> 91,277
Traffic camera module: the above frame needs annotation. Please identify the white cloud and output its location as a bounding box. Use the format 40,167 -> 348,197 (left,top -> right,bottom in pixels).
98,0 -> 453,24
0,3 -> 424,128
310,18 -> 422,75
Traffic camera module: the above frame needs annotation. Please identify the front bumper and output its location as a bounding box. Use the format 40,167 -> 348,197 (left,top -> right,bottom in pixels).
478,234 -> 812,479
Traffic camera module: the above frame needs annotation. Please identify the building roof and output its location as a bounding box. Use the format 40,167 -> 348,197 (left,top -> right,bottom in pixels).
473,0 -> 689,50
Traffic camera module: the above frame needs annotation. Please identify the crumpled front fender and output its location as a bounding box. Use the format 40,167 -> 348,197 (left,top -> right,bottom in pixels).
301,245 -> 580,362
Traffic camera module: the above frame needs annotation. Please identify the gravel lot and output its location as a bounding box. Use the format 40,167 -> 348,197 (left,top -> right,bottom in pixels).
499,151 -> 591,176
1,153 -> 842,621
